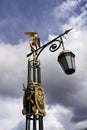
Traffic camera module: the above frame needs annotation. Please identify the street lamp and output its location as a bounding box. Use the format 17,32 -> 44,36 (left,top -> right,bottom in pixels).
22,28 -> 76,130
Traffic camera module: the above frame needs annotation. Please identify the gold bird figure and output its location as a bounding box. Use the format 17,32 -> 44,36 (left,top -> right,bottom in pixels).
25,32 -> 40,52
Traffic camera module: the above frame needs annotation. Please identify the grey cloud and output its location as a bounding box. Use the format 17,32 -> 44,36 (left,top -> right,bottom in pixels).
72,107 -> 87,122
0,42 -> 28,98
12,121 -> 25,130
40,41 -> 87,123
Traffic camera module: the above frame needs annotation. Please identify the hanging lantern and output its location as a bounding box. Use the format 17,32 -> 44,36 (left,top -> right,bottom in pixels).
58,50 -> 75,75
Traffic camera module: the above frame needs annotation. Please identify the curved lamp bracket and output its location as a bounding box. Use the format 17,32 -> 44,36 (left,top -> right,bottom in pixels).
26,28 -> 73,59
49,40 -> 61,52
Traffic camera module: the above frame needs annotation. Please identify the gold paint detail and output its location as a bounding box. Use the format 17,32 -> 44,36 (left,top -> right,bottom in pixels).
22,108 -> 27,115
30,81 -> 40,87
25,32 -> 40,63
59,50 -> 72,55
35,85 -> 46,115
25,32 -> 40,52
22,81 -> 46,116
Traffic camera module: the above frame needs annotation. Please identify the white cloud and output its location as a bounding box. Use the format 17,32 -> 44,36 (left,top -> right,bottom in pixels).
68,5 -> 87,29
0,40 -> 29,97
53,0 -> 80,19
44,105 -> 73,130
0,97 -> 24,130
75,120 -> 87,129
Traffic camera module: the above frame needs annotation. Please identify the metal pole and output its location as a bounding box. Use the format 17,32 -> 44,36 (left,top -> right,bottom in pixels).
37,65 -> 41,84
33,59 -> 37,130
33,115 -> 37,130
37,61 -> 43,130
26,117 -> 27,130
26,60 -> 31,130
39,116 -> 43,130
28,60 -> 31,87
26,116 -> 30,130
33,63 -> 36,82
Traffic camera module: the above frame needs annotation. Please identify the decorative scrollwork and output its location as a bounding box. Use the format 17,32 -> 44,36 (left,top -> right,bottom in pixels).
26,28 -> 73,58
49,40 -> 61,52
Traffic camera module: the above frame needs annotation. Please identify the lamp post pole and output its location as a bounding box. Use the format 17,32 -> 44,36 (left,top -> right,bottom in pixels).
22,28 -> 76,130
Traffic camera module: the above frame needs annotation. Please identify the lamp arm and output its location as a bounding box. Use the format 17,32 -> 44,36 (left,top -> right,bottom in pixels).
26,28 -> 73,58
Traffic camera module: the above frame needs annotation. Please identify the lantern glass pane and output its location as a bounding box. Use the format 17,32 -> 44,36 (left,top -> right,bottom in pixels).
59,56 -> 68,71
66,55 -> 72,69
72,56 -> 75,69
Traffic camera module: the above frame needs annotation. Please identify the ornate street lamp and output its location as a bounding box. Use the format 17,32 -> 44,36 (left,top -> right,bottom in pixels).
22,28 -> 76,130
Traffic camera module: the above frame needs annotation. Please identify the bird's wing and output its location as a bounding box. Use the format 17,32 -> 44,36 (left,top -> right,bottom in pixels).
24,32 -> 38,37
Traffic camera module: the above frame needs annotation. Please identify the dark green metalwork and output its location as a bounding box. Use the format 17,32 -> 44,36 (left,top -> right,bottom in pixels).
24,58 -> 43,130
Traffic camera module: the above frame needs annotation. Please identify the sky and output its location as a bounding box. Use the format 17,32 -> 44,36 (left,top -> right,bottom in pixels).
0,0 -> 87,130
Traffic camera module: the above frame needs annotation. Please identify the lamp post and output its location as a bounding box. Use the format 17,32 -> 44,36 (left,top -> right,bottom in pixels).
22,28 -> 76,130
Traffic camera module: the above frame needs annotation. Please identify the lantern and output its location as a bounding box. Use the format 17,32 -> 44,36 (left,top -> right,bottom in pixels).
58,50 -> 75,75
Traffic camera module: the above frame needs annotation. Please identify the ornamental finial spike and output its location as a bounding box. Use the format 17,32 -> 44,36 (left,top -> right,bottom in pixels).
24,32 -> 40,52
64,28 -> 73,35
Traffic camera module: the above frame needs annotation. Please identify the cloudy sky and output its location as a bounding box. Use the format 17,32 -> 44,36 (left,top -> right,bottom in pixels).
0,0 -> 87,130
